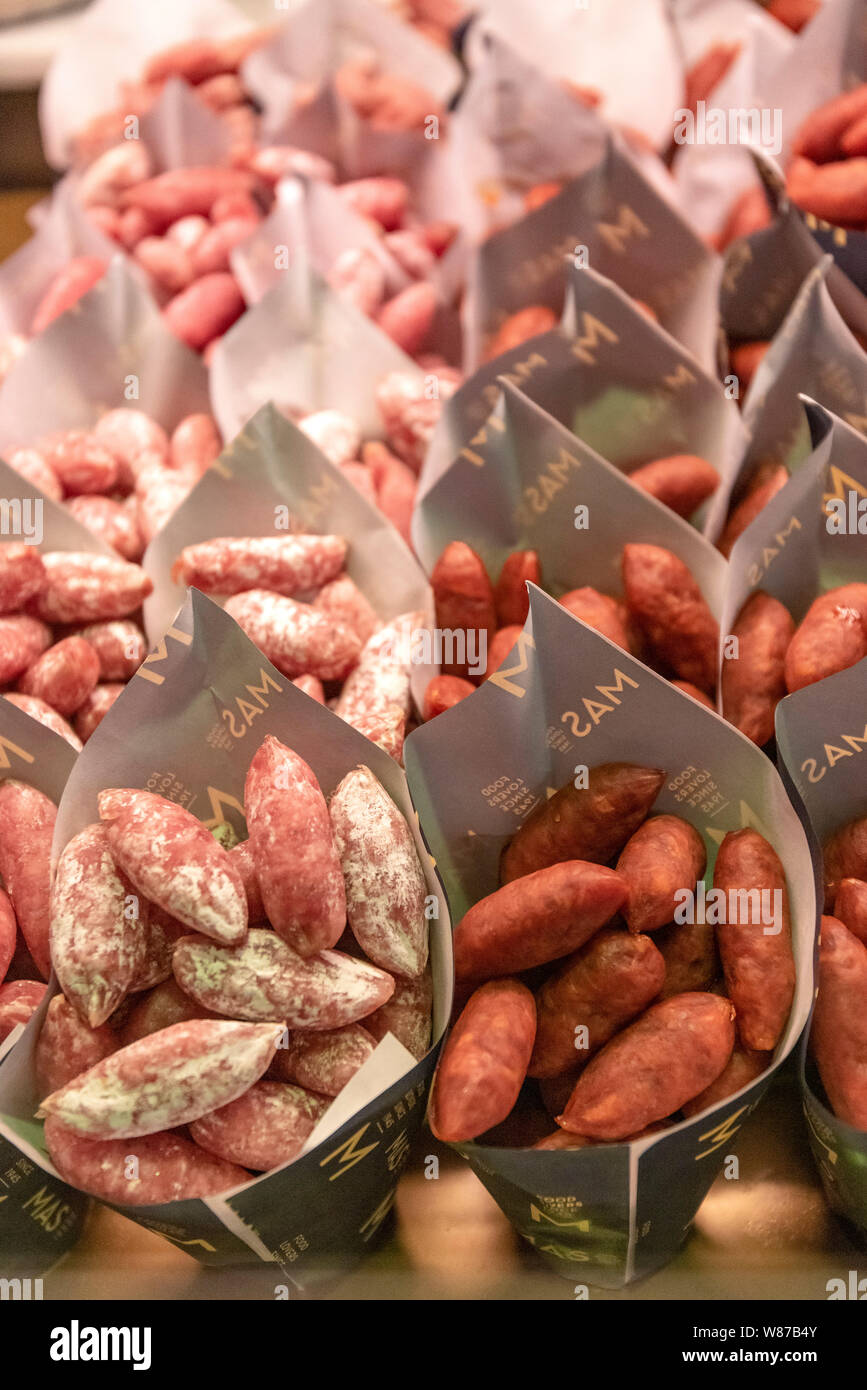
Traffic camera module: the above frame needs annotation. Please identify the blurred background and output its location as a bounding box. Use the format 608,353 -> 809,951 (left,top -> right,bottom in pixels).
0,0 -> 281,259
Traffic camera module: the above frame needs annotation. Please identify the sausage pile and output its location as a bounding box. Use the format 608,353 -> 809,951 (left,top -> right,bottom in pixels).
9,408 -> 222,550
0,544 -> 152,749
171,533 -> 423,762
425,539 -> 720,716
21,738 -> 432,1202
723,585 -> 867,746
431,763 -> 795,1147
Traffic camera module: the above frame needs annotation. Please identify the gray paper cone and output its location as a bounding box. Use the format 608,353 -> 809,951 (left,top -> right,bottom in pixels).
0,591 -> 452,1288
404,585 -> 816,1286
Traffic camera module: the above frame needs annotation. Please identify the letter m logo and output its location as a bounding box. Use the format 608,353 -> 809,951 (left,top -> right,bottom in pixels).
319,1123 -> 379,1180
0,737 -> 34,771
201,787 -> 246,830
137,625 -> 194,686
157,1234 -> 218,1252
824,465 -> 867,514
487,632 -> 536,698
694,1104 -> 749,1159
571,313 -> 619,365
663,363 -> 696,391
596,204 -> 650,254
529,1205 -> 590,1232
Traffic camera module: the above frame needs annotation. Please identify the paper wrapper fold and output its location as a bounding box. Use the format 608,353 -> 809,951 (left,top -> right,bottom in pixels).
38,0 -> 254,170
463,129 -> 721,373
671,0 -> 864,241
709,257 -> 867,541
721,168 -> 867,347
414,375 -> 727,603
230,176 -> 462,361
0,179 -> 117,342
443,32 -> 609,245
143,400 -> 432,646
720,399 -> 867,674
210,264 -> 421,442
0,258 -> 210,455
467,0 -> 682,153
420,263 -> 747,536
723,398 -> 867,1242
136,75 -> 233,173
242,0 -> 461,180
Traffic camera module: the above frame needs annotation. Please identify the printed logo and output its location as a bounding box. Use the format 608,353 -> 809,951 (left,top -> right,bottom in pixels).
137,625 -> 193,686
319,1123 -> 379,1180
487,631 -> 536,697
694,1106 -> 749,1160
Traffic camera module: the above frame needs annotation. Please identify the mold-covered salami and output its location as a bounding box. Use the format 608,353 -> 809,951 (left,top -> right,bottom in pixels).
0,979 -> 47,1042
224,589 -> 361,681
172,535 -> 347,598
99,788 -> 247,944
39,1019 -> 281,1139
0,544 -> 46,614
229,840 -> 266,923
78,621 -> 147,681
35,995 -> 119,1099
329,765 -> 428,978
44,1118 -> 249,1204
364,970 -> 433,1059
0,615 -> 52,684
119,976 -> 218,1046
50,822 -> 147,1026
272,1024 -> 376,1096
172,929 -> 394,1029
244,737 -> 345,956
4,693 -> 82,749
0,888 -> 15,985
189,1081 -> 330,1170
28,553 -> 153,624
313,573 -> 379,645
74,683 -> 125,742
18,636 -> 100,715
